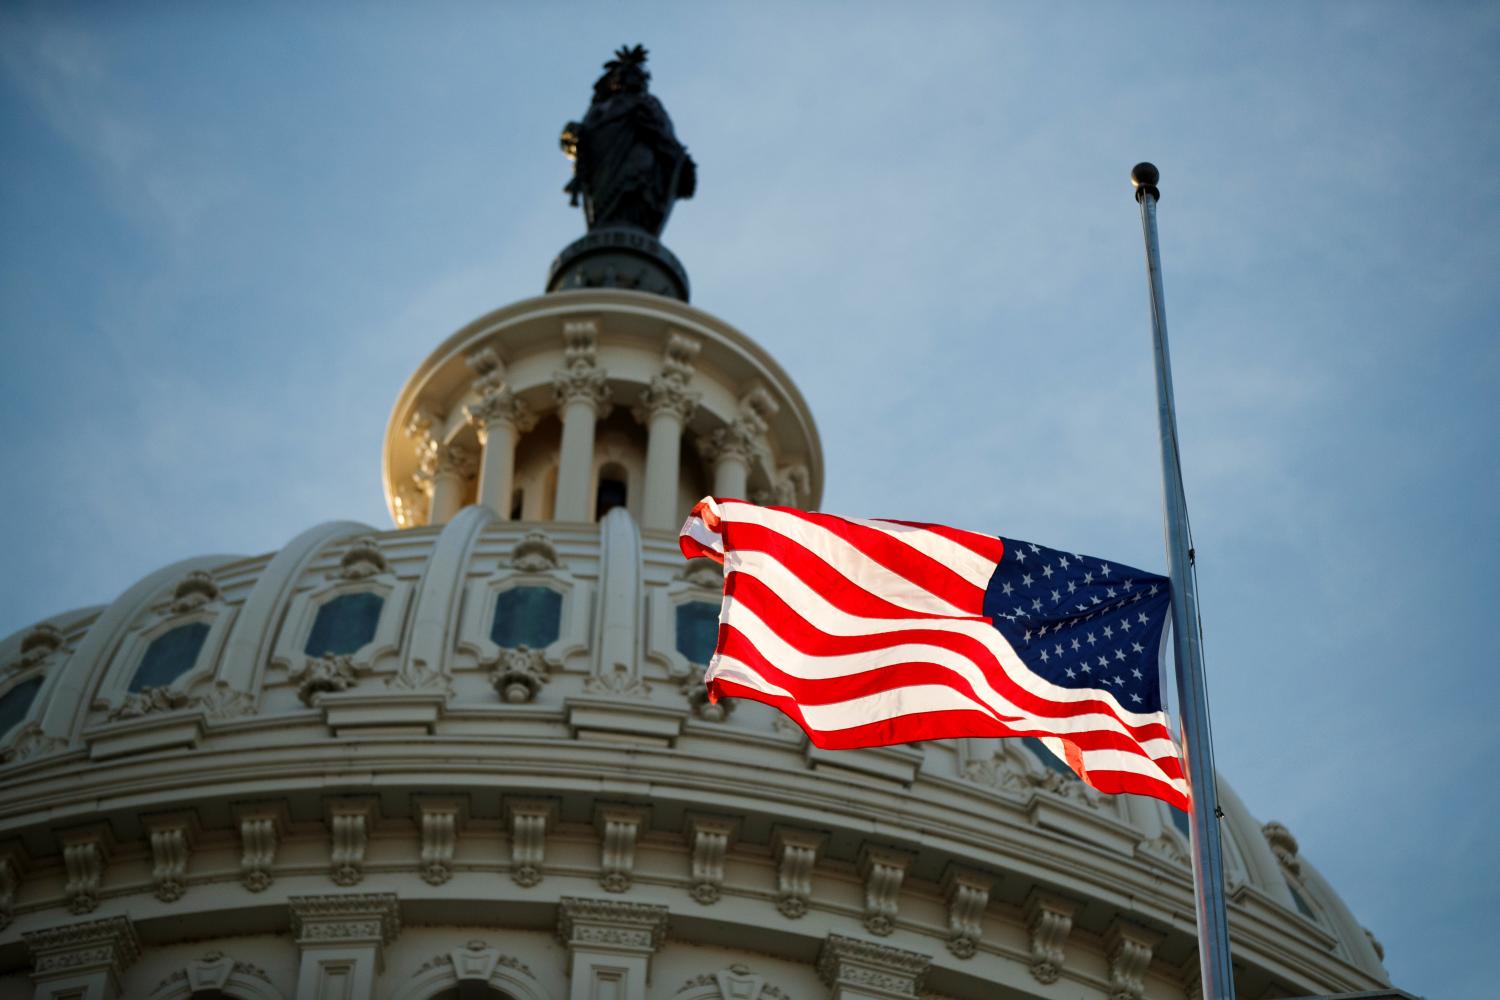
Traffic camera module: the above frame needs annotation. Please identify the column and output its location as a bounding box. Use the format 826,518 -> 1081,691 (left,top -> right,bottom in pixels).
816,934 -> 931,1000
288,892 -> 400,1000
24,915 -> 140,1000
429,444 -> 476,525
552,322 -> 612,522
635,376 -> 698,531
557,897 -> 668,1000
705,419 -> 756,499
467,386 -> 536,519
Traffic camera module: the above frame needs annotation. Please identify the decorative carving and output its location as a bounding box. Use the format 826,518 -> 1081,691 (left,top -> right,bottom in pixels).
436,443 -> 479,480
943,867 -> 992,959
511,530 -> 561,571
584,661 -> 650,698
416,799 -> 463,886
686,815 -> 736,905
384,655 -> 449,694
1104,920 -> 1162,1000
23,915 -> 141,980
419,940 -> 536,981
17,622 -> 65,667
0,721 -> 66,763
288,892 -> 400,945
507,799 -> 556,887
194,681 -> 256,720
170,571 -> 220,613
557,896 -> 669,952
634,372 -> 700,424
339,536 -> 388,579
1024,890 -> 1077,984
1140,830 -> 1191,866
596,804 -> 647,892
60,827 -> 111,915
466,345 -> 505,392
489,645 -> 549,704
770,463 -> 810,507
561,45 -> 695,237
108,685 -> 189,721
682,678 -> 734,722
700,418 -> 760,466
1262,821 -> 1301,875
327,799 -> 376,886
816,933 -> 929,998
772,829 -> 823,919
235,803 -> 285,892
960,739 -> 1036,793
552,361 -> 612,414
466,384 -> 537,441
675,963 -> 792,999
859,845 -> 910,936
294,653 -> 363,705
144,814 -> 197,903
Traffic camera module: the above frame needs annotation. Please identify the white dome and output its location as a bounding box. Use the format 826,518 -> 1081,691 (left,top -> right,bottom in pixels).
1,499 -> 1392,999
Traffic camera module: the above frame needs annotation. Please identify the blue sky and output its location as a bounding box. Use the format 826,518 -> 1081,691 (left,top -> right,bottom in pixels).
2,3 -> 1496,995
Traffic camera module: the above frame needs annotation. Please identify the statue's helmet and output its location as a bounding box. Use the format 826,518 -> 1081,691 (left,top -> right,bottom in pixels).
595,44 -> 650,98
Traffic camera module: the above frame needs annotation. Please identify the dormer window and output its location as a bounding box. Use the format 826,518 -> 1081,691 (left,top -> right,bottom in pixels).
128,622 -> 211,692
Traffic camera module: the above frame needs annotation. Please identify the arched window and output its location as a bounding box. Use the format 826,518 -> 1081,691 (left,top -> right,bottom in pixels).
491,587 -> 562,648
430,988 -> 514,1000
0,677 -> 43,737
675,601 -> 721,665
595,463 -> 627,520
129,622 -> 211,692
304,592 -> 385,658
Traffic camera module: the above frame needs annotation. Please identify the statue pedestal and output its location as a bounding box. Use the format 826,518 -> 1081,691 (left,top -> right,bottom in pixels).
547,226 -> 690,301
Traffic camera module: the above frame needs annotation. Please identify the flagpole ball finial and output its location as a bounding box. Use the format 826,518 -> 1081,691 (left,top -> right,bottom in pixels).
1131,162 -> 1161,202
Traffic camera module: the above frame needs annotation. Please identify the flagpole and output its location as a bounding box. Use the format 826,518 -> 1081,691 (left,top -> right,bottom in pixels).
1131,162 -> 1236,1000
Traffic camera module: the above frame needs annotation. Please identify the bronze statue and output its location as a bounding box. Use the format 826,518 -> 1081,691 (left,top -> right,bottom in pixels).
561,45 -> 696,237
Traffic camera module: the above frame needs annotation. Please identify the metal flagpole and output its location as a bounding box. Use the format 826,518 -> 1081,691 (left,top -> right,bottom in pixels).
1130,162 -> 1236,1000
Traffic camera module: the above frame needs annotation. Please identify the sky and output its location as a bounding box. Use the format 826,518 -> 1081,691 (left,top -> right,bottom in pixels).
1,3 -> 1496,996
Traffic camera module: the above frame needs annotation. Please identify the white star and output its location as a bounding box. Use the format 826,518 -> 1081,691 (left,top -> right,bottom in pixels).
1031,598 -> 1043,612
1054,644 -> 1064,657
1149,584 -> 1159,595
1106,587 -> 1117,599
1067,580 -> 1078,594
1028,543 -> 1041,553
1083,571 -> 1094,586
1058,555 -> 1070,569
1100,563 -> 1112,577
1131,642 -> 1145,654
1138,612 -> 1149,624
1002,581 -> 1014,596
1130,692 -> 1143,704
1090,595 -> 1101,605
1131,667 -> 1143,679
1024,629 -> 1032,641
1103,625 -> 1114,639
1042,564 -> 1054,579
1065,667 -> 1077,679
1081,661 -> 1092,673
1120,617 -> 1132,631
1016,549 -> 1027,563
1051,589 -> 1061,603
1039,648 -> 1049,662
1115,649 -> 1127,661
1123,579 -> 1134,591
1098,656 -> 1110,669
1021,573 -> 1034,587
1086,632 -> 1097,646
1112,674 -> 1123,686
1070,639 -> 1081,652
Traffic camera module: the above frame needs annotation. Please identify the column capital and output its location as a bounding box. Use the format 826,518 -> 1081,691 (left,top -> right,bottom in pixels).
466,386 -> 537,440
552,362 -> 612,415
436,443 -> 479,479
24,915 -> 141,995
633,372 -> 700,424
816,933 -> 930,999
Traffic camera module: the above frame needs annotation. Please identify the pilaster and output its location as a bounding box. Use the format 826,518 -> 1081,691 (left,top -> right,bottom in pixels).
557,896 -> 669,1000
288,892 -> 400,1000
23,915 -> 140,1000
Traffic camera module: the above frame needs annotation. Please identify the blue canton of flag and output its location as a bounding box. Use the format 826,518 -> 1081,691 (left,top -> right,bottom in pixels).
983,538 -> 1171,715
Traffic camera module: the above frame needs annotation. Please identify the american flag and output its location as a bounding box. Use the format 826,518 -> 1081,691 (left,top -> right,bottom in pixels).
679,497 -> 1188,810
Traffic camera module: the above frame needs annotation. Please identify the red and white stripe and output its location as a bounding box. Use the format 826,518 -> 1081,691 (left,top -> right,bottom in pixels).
679,496 -> 1188,810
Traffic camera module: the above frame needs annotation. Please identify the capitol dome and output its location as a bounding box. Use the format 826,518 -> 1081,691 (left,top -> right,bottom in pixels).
0,53 -> 1397,1000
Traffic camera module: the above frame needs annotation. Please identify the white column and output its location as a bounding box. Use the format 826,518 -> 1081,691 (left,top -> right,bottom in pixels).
705,418 -> 757,500
816,933 -> 931,1000
552,370 -> 611,522
24,915 -> 140,1000
467,387 -> 536,520
635,375 -> 698,531
429,444 -> 475,525
557,897 -> 668,1000
288,893 -> 399,1000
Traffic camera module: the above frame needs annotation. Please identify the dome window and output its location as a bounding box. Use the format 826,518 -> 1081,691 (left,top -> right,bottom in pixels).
0,676 -> 43,738
129,622 -> 211,692
675,601 -> 721,665
491,587 -> 562,649
304,592 -> 385,658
